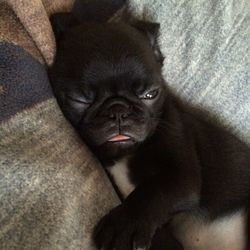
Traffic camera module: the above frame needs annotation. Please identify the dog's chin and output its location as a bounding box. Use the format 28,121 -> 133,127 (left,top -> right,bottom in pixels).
91,137 -> 139,161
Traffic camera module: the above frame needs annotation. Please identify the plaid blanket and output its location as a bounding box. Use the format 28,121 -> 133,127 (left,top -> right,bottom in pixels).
0,1 -> 121,249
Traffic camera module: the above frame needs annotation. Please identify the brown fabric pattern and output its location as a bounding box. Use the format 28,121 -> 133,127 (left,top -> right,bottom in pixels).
42,0 -> 74,16
0,99 -> 119,249
1,0 -> 124,65
1,0 -> 76,66
0,1 -> 122,249
0,2 -> 44,64
6,0 -> 56,65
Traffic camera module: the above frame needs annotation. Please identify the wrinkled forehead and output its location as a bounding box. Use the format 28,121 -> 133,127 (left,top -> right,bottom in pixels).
82,56 -> 146,85
59,23 -> 158,71
81,55 -> 164,96
54,23 -> 162,92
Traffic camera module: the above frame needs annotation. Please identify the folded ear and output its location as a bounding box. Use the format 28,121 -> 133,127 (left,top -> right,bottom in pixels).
50,13 -> 80,41
132,21 -> 164,65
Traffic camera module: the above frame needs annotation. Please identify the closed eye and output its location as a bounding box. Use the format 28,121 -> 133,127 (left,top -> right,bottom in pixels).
66,94 -> 92,105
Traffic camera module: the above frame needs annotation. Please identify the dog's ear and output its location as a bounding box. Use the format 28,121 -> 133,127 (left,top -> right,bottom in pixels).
132,21 -> 164,65
50,13 -> 80,41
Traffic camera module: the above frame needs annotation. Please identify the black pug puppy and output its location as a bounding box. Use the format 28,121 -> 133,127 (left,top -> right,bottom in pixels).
49,14 -> 250,250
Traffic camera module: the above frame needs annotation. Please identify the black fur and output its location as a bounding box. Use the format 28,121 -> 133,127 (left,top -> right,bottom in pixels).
49,15 -> 250,250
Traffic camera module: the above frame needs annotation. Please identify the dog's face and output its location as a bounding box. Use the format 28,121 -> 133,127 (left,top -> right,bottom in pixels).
50,18 -> 166,160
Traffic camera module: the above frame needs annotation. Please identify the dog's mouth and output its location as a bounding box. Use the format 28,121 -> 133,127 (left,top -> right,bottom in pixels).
108,134 -> 132,143
92,133 -> 138,159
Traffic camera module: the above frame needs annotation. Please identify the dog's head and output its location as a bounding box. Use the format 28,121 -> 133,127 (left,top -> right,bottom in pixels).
49,14 -> 166,160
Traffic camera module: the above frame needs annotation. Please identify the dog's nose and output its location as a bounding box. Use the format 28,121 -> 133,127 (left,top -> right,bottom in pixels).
109,107 -> 129,120
105,98 -> 131,121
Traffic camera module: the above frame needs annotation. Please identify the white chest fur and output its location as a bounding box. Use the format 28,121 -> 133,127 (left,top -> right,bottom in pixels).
107,158 -> 135,198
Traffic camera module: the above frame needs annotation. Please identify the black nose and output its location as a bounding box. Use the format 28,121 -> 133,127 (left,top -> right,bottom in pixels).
104,98 -> 131,121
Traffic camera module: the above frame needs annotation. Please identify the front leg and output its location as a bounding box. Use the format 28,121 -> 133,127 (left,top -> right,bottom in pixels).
93,173 -> 200,250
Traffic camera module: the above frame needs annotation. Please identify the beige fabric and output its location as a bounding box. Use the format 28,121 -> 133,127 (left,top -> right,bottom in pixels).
2,0 -> 75,65
0,99 -> 119,249
0,2 -> 44,64
6,0 -> 56,65
42,0 -> 74,16
0,1 -> 120,249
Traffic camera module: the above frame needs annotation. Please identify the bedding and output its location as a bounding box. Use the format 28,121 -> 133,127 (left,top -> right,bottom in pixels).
128,0 -> 250,145
0,1 -> 120,249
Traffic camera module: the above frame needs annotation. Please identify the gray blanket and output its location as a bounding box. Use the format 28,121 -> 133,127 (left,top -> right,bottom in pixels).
129,0 -> 250,145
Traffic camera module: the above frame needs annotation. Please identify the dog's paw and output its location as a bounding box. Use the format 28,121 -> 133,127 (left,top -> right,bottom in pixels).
93,204 -> 157,250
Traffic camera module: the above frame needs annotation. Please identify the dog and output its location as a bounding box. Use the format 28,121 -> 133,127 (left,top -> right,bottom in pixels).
49,13 -> 249,250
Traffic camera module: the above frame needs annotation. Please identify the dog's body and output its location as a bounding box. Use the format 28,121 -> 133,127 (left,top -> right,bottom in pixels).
108,157 -> 247,250
49,16 -> 250,249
